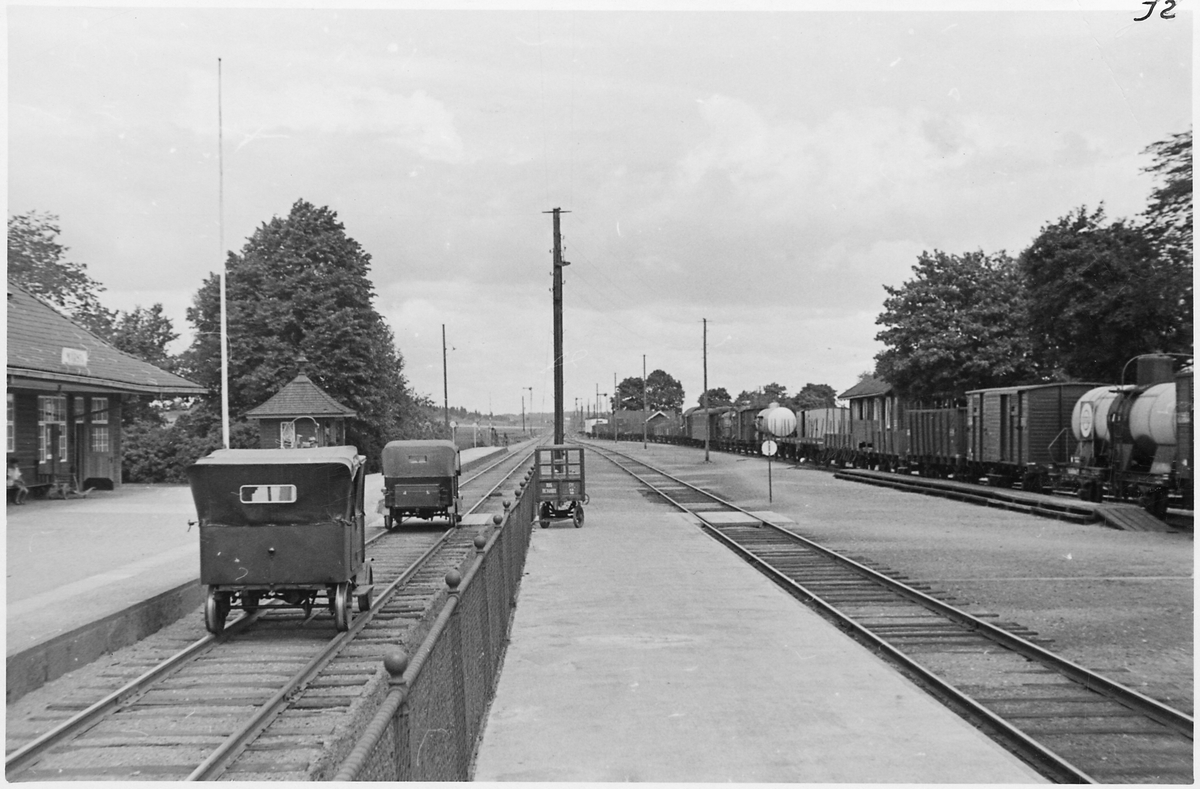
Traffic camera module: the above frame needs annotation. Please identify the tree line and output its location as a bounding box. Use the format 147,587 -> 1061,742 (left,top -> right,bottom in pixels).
610,372 -> 839,414
8,199 -> 441,480
874,128 -> 1192,403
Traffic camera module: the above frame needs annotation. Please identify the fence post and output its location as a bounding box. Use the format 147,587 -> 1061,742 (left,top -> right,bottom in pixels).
445,569 -> 469,780
386,649 -> 412,780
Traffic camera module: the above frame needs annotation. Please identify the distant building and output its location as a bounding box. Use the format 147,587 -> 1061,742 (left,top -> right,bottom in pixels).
6,283 -> 205,491
244,367 -> 356,449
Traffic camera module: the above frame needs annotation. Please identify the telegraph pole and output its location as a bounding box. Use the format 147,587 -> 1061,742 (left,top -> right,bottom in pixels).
545,208 -> 569,444
703,317 -> 710,462
442,324 -> 450,434
643,354 -> 648,449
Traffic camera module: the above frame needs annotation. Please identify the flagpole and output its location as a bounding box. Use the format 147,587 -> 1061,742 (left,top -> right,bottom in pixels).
218,57 -> 230,448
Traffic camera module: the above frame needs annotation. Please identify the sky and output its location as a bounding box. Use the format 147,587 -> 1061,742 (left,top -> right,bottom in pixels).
7,1 -> 1193,417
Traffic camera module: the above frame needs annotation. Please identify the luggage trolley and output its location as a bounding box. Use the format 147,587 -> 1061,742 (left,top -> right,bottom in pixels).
535,444 -> 587,528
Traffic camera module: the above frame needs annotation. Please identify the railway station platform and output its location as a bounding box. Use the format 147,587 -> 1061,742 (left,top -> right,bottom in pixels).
472,453 -> 1046,783
5,444 -> 512,702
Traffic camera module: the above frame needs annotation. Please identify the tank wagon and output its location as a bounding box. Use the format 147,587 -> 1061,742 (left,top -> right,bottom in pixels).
188,446 -> 373,634
1067,355 -> 1193,516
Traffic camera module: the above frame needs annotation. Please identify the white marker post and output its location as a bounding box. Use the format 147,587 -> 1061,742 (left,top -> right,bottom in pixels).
761,405 -> 797,505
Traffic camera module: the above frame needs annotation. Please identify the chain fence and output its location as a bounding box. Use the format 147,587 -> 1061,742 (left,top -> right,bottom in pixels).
334,469 -> 536,781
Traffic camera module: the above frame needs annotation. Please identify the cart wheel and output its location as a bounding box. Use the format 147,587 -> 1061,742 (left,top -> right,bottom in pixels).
204,587 -> 229,635
333,583 -> 352,631
357,566 -> 373,613
383,514 -> 394,531
241,592 -> 260,613
573,505 -> 584,528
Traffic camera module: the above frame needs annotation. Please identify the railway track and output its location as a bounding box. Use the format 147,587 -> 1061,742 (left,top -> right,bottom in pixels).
584,440 -> 1194,784
5,445 -> 538,782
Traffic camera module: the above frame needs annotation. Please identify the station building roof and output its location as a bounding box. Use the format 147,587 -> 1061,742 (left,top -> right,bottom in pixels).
838,376 -> 894,400
6,282 -> 205,396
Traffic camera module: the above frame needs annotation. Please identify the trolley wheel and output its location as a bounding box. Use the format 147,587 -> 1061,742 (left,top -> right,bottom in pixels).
357,566 -> 374,613
241,592 -> 260,613
332,582 -> 352,631
204,587 -> 230,635
573,505 -> 584,528
540,519 -> 550,529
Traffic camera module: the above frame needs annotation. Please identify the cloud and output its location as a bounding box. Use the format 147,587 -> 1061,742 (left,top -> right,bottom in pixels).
179,68 -> 466,163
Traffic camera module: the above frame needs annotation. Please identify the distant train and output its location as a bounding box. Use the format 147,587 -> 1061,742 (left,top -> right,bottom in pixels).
653,354 -> 1193,518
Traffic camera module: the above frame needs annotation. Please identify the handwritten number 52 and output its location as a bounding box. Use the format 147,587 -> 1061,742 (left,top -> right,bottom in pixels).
1135,0 -> 1177,21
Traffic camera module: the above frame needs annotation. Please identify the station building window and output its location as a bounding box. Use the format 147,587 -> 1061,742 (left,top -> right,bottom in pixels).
7,393 -> 14,453
91,397 -> 110,453
37,395 -> 67,463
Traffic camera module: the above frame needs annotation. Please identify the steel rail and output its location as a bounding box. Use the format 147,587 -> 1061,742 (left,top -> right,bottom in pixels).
7,444 -> 541,781
189,447 -> 539,780
4,611 -> 260,777
187,529 -> 454,780
585,441 -> 1193,780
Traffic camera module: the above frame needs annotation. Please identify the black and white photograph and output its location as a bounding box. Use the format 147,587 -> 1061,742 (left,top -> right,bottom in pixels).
6,0 -> 1193,782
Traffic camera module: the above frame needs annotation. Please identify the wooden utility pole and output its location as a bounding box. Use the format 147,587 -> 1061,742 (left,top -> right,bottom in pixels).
442,324 -> 450,434
545,208 -> 569,444
523,386 -> 533,435
643,354 -> 648,449
613,372 -> 618,441
703,317 -> 710,462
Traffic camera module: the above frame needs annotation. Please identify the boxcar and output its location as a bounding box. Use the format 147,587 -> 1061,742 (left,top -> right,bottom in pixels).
381,439 -> 461,529
188,447 -> 372,634
683,406 -> 734,445
966,382 -> 1102,488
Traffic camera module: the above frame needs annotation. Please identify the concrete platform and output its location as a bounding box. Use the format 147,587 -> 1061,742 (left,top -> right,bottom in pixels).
472,453 -> 1046,782
5,444 -> 512,701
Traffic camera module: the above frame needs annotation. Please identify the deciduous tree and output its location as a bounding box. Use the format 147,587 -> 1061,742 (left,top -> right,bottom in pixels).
1138,128 -> 1192,351
791,383 -> 837,411
179,199 -> 419,465
7,210 -> 115,335
698,387 -> 733,407
874,249 -> 1037,401
1020,206 -> 1188,382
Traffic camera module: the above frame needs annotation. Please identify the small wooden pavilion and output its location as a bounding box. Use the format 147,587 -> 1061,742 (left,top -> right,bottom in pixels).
244,362 -> 356,449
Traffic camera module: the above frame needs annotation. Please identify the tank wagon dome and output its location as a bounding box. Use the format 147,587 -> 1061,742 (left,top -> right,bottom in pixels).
763,405 -> 797,438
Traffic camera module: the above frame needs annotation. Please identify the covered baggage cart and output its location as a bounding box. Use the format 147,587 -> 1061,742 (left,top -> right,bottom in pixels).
535,444 -> 587,528
187,446 -> 373,634
381,439 -> 461,529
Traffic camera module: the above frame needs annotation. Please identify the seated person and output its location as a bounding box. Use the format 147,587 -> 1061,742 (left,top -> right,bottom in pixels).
8,459 -> 29,504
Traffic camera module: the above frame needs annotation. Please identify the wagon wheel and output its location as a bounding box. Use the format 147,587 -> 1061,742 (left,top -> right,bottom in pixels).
383,514 -> 394,531
540,519 -> 550,529
332,582 -> 352,631
572,505 -> 584,528
356,566 -> 374,613
1144,487 -> 1169,519
301,596 -> 314,619
241,592 -> 260,613
204,587 -> 229,635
